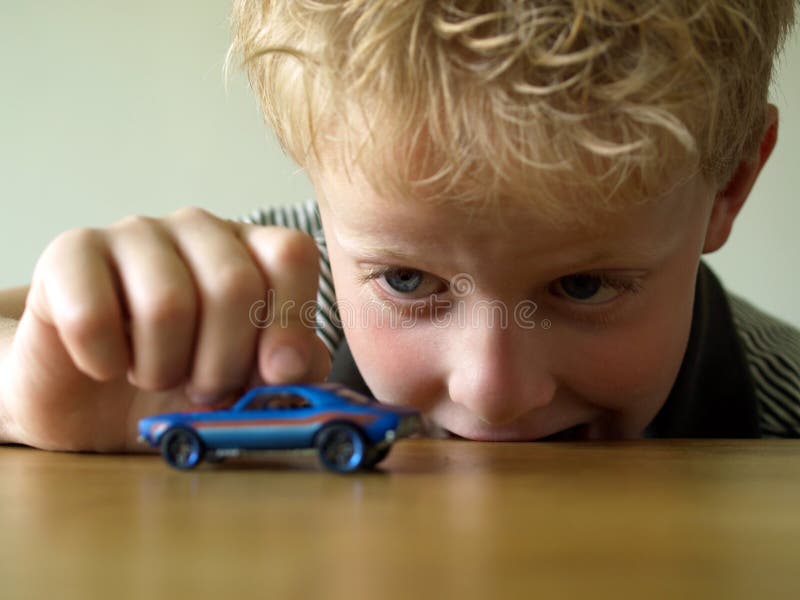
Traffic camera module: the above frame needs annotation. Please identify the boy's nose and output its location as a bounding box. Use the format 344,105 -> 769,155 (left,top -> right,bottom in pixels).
446,328 -> 556,426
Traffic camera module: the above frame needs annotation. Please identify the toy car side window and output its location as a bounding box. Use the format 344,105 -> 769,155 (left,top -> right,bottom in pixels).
245,393 -> 312,411
266,393 -> 312,410
244,395 -> 273,410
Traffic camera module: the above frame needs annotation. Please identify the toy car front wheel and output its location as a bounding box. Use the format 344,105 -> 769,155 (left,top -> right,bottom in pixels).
316,424 -> 367,473
160,427 -> 204,470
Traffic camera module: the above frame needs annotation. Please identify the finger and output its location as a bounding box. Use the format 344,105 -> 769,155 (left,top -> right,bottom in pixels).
162,207 -> 266,402
234,222 -> 330,384
26,228 -> 129,381
103,216 -> 197,391
259,327 -> 332,384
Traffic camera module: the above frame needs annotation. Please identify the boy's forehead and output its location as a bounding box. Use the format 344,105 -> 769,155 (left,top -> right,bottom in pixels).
316,163 -> 714,270
316,158 -> 711,236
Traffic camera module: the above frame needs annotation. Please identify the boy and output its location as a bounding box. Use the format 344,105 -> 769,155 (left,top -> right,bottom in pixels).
0,0 -> 797,451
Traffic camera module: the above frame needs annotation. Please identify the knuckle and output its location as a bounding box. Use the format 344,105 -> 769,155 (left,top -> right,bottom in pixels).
207,262 -> 265,306
135,285 -> 195,327
267,229 -> 319,270
36,228 -> 99,276
59,303 -> 118,347
47,227 -> 99,256
111,214 -> 156,232
169,205 -> 214,224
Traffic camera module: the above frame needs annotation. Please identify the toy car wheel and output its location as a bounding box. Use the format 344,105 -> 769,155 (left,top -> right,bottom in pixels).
160,427 -> 204,470
316,424 -> 367,473
363,445 -> 392,469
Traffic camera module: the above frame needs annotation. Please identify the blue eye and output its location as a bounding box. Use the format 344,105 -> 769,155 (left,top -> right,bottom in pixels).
361,266 -> 447,300
383,268 -> 423,293
550,273 -> 641,305
558,274 -> 602,300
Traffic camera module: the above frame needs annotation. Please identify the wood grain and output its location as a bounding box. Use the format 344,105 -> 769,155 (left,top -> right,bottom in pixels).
1,439 -> 798,599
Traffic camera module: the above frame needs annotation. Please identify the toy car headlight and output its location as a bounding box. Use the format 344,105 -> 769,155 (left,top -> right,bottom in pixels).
148,421 -> 170,440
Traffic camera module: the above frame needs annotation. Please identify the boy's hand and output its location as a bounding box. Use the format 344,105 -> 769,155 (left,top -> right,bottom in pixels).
0,207 -> 331,452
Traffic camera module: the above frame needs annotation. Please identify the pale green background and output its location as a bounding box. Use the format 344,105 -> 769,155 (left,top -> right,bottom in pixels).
1,2 -> 798,327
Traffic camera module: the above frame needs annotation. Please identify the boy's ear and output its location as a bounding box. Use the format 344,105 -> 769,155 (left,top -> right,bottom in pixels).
702,104 -> 779,254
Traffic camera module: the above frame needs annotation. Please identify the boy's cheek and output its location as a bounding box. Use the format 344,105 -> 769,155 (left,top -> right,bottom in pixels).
555,287 -> 695,422
344,324 -> 441,410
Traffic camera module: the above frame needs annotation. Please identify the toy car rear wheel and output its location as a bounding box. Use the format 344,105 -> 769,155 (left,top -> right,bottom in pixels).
160,427 -> 204,470
316,424 -> 367,473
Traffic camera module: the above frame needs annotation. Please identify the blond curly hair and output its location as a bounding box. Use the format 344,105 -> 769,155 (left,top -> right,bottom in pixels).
228,1 -> 795,220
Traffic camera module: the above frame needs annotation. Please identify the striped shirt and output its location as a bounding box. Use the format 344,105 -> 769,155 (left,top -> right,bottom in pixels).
242,200 -> 800,439
729,295 -> 800,437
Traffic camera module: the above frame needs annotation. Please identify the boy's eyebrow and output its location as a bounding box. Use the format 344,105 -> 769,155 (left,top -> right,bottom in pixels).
339,236 -> 664,272
331,229 -> 423,261
345,245 -> 419,263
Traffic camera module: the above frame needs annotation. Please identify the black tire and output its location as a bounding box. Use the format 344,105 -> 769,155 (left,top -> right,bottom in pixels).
363,445 -> 392,469
316,424 -> 367,473
160,427 -> 205,470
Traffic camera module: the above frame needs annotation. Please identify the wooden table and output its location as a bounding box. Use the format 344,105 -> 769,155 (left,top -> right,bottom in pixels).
1,439 -> 799,599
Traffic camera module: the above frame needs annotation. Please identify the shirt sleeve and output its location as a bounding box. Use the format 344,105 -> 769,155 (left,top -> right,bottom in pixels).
728,294 -> 800,438
237,200 -> 343,357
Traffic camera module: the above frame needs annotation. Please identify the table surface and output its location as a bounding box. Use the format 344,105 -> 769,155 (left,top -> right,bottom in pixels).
1,439 -> 799,599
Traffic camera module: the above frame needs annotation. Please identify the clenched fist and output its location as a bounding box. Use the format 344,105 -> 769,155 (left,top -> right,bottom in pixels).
0,207 -> 331,452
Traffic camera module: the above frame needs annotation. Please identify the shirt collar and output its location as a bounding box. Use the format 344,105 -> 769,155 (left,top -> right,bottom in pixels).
645,261 -> 761,438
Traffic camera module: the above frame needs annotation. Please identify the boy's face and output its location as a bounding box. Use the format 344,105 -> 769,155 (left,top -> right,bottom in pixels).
313,166 -> 719,441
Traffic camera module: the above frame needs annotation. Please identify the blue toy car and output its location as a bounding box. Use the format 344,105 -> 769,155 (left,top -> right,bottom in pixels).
138,383 -> 421,473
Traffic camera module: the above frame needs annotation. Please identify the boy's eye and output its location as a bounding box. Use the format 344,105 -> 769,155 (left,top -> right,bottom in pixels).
550,273 -> 639,305
366,267 -> 447,299
384,268 -> 423,293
